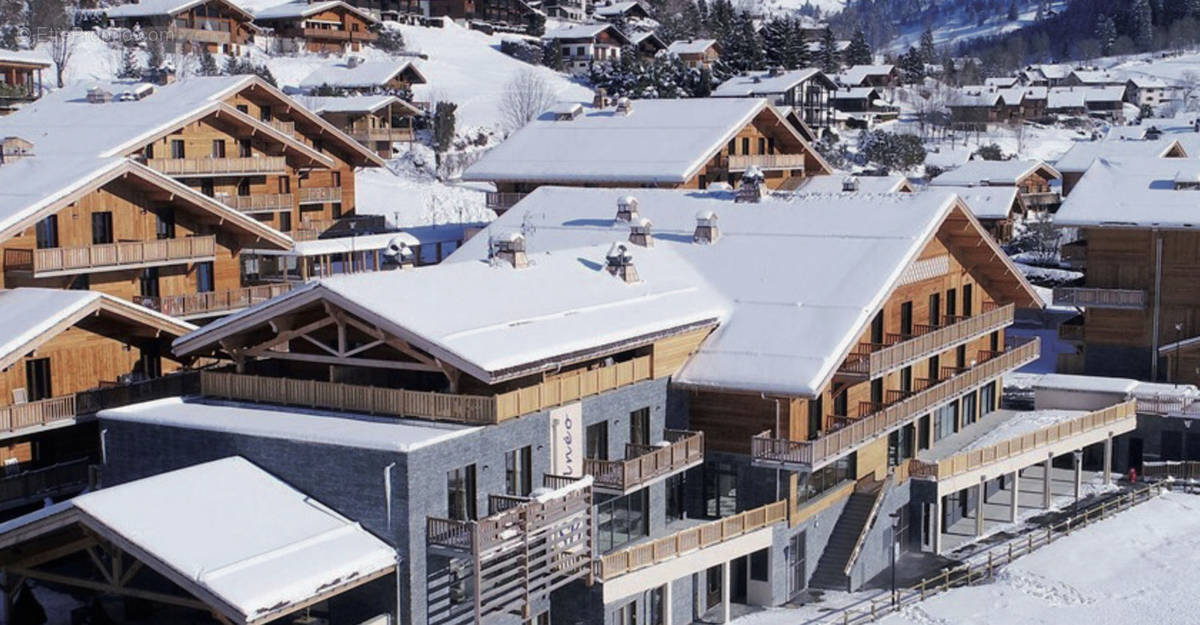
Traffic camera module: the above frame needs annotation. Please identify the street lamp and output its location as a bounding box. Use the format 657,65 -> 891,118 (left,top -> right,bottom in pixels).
889,509 -> 902,607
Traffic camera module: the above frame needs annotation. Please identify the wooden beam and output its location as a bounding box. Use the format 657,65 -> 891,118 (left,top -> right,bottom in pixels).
2,536 -> 98,570
240,349 -> 443,372
8,567 -> 211,612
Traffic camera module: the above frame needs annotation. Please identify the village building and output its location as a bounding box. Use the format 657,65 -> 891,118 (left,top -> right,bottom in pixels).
1064,69 -> 1125,88
836,64 -> 900,88
1125,76 -> 1174,109
544,24 -> 631,74
462,97 -> 834,213
252,0 -> 381,54
0,51 -> 50,114
1018,63 -> 1071,87
929,158 -> 1061,213
541,0 -> 589,20
299,95 -> 421,158
105,0 -> 256,56
593,0 -> 651,21
1052,156 -> 1200,385
984,76 -> 1019,89
666,38 -> 721,70
712,68 -> 837,131
794,173 -> 913,193
0,76 -> 388,320
628,30 -> 667,58
298,58 -> 428,98
1053,137 -> 1186,195
930,186 -> 1023,243
829,86 -> 899,127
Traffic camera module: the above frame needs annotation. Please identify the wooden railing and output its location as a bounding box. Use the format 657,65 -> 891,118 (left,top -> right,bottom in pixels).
1052,287 -> 1147,310
351,128 -> 414,142
584,430 -> 703,492
839,304 -> 1015,379
297,187 -> 343,204
0,458 -> 91,507
199,355 -> 653,425
172,26 -> 232,44
485,192 -> 527,211
217,193 -> 294,212
843,481 -> 888,576
296,214 -> 386,239
135,283 -> 297,318
1141,460 -> 1200,481
75,371 -> 201,416
755,337 -> 1040,469
303,27 -> 351,40
29,236 -> 216,275
268,120 -> 295,136
0,395 -> 77,432
1020,191 -> 1061,207
908,400 -> 1136,480
146,156 -> 287,177
596,500 -> 789,581
727,153 -> 807,171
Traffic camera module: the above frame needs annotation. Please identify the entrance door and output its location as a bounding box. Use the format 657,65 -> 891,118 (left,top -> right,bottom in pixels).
1129,437 -> 1144,473
705,565 -> 722,610
787,532 -> 805,597
731,557 -> 747,604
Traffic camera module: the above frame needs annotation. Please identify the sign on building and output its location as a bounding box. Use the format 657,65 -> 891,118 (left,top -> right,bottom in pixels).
551,403 -> 583,477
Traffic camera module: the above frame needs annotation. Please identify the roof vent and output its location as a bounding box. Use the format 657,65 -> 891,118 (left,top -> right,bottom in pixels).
615,97 -> 633,116
383,236 -> 415,268
87,86 -> 113,103
629,216 -> 653,247
605,243 -> 639,283
616,195 -> 639,222
593,87 -> 610,109
552,102 -> 584,121
0,137 -> 33,165
842,176 -> 859,192
346,55 -> 365,68
768,66 -> 785,77
490,232 -> 529,269
694,209 -> 719,244
735,166 -> 765,203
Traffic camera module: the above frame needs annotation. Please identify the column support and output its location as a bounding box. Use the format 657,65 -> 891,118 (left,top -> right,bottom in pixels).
932,495 -> 943,555
721,560 -> 731,624
1009,469 -> 1020,524
1104,433 -> 1114,485
1074,451 -> 1083,505
664,580 -> 673,625
1043,455 -> 1053,510
975,479 -> 985,537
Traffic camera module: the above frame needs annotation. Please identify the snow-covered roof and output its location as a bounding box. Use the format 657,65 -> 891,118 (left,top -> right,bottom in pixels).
667,38 -> 718,55
252,0 -> 377,22
107,0 -> 253,20
831,87 -> 880,100
594,1 -> 645,16
985,76 -> 1019,88
930,185 -> 1020,220
712,68 -> 832,97
1084,85 -> 1127,103
101,397 -> 476,452
838,64 -> 896,86
1031,373 -> 1139,394
296,94 -> 416,115
1127,75 -> 1169,88
1025,63 -> 1071,80
929,159 -> 1059,187
299,60 -> 426,90
1046,88 -> 1086,109
1054,138 -> 1184,173
248,231 -> 420,256
0,49 -> 50,68
463,98 -> 830,185
952,91 -> 1003,107
544,23 -> 628,43
0,456 -> 396,624
629,30 -> 665,47
1055,156 -> 1200,229
1070,70 -> 1121,85
795,174 -> 911,194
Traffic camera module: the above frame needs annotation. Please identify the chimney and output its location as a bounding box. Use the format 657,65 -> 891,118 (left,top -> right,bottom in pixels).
490,232 -> 529,268
842,175 -> 859,192
605,243 -> 639,283
346,55 -> 364,68
693,209 -> 719,244
615,195 -> 639,222
86,86 -> 113,103
383,237 -> 415,269
0,137 -> 34,165
735,166 -> 765,203
629,216 -> 653,247
615,97 -> 633,116
593,87 -> 610,108
769,66 -> 785,77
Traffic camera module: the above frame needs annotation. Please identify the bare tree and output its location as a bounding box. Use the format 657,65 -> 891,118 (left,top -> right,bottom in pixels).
499,69 -> 557,135
48,29 -> 77,88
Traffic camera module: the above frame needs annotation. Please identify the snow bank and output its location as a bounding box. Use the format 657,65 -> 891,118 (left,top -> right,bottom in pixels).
959,409 -> 1087,452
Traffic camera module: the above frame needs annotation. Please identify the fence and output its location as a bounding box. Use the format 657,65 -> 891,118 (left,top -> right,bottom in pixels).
839,304 -> 1014,378
31,236 -> 216,274
146,156 -> 287,176
584,430 -> 703,492
1141,460 -> 1200,481
0,395 -> 77,432
75,371 -> 201,416
0,458 -> 91,507
137,283 -> 297,318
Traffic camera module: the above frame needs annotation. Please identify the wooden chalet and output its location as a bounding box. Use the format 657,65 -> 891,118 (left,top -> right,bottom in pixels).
300,95 -> 420,158
0,52 -> 49,113
543,24 -> 631,75
0,288 -> 194,514
594,0 -> 652,20
837,64 -> 900,88
253,0 -> 380,54
930,159 -> 1061,213
106,0 -> 256,57
933,186 -> 1023,243
1054,138 -> 1186,196
667,38 -> 720,70
712,68 -> 837,131
298,58 -> 428,98
629,30 -> 667,58
0,76 -> 388,321
463,97 -> 834,213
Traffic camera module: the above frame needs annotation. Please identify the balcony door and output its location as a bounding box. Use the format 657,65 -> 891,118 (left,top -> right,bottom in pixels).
35,215 -> 58,249
447,464 -> 477,521
629,407 -> 650,447
91,212 -> 113,245
140,267 -> 160,298
24,358 -> 52,401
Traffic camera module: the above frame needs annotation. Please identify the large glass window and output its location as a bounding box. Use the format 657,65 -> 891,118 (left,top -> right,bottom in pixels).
24,358 -> 52,401
35,215 -> 57,249
91,211 -> 113,245
980,381 -> 997,415
933,402 -> 958,442
665,474 -> 685,523
750,548 -> 769,582
797,455 -> 854,505
629,407 -> 651,447
596,490 -> 648,553
586,421 -> 609,460
704,461 -> 738,518
505,446 -> 532,497
447,464 -> 476,521
962,392 -> 978,427
649,586 -> 665,625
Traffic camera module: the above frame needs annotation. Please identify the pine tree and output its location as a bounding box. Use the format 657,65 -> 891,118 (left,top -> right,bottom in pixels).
198,47 -> 219,76
117,46 -> 141,79
900,46 -> 925,81
1133,0 -> 1155,49
1006,0 -> 1018,20
845,28 -> 873,66
432,100 -> 457,165
818,26 -> 838,72
1095,14 -> 1117,55
147,40 -> 164,70
0,0 -> 22,49
919,27 -> 936,64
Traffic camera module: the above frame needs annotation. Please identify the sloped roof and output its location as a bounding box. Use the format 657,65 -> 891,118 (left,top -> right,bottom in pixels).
667,38 -> 718,55
712,68 -> 835,97
594,1 -> 647,16
463,98 -> 831,185
931,185 -> 1020,220
985,76 -> 1019,88
107,0 -> 254,20
795,174 -> 911,193
831,87 -> 882,100
1070,70 -> 1121,84
544,23 -> 629,43
929,159 -> 1060,187
297,94 -> 419,115
1047,87 -> 1086,109
0,49 -> 51,68
1055,156 -> 1200,229
838,64 -> 895,86
299,60 -> 427,90
1054,138 -> 1185,173
253,0 -> 378,22
0,457 -> 396,625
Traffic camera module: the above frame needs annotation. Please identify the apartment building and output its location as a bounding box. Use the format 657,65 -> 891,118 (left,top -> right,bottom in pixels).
253,0 -> 381,54
299,95 -> 422,158
106,0 -> 256,56
543,24 -> 631,74
1054,137 -> 1186,196
712,68 -> 838,131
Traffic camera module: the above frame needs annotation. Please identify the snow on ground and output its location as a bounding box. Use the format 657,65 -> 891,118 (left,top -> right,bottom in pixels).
1012,260 -> 1081,285
885,1 -> 1068,53
960,409 -> 1084,451
356,143 -> 493,227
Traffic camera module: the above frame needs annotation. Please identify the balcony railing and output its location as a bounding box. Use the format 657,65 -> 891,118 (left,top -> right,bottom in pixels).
216,193 -> 294,213
727,153 -> 807,171
1020,191 -> 1061,207
21,236 -> 216,276
302,27 -> 351,40
351,128 -> 414,142
147,156 -> 287,177
908,400 -> 1136,480
0,458 -> 91,509
267,120 -> 296,136
485,192 -> 527,212
171,26 -> 232,44
295,214 -> 387,240
198,354 -> 653,425
1052,287 -> 1147,310
838,304 -> 1015,379
595,500 -> 788,581
584,430 -> 703,493
297,187 -> 343,204
754,337 -> 1041,470
135,283 -> 297,318
0,395 -> 78,433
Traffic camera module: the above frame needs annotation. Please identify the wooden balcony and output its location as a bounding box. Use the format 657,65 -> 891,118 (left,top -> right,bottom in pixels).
0,458 -> 91,512
135,283 -> 297,319
595,500 -> 788,581
426,475 -> 592,623
0,395 -> 78,434
351,128 -> 414,142
1019,191 -> 1061,208
754,337 -> 1041,471
584,430 -> 704,494
297,187 -> 343,204
1052,287 -> 1147,310
216,193 -> 294,213
727,153 -> 807,171
146,156 -> 287,177
294,214 -> 387,240
908,400 -> 1136,481
12,236 -> 217,277
838,304 -> 1015,380
302,27 -> 351,40
171,26 -> 232,44
267,120 -> 296,136
198,354 -> 653,425
485,192 -> 527,212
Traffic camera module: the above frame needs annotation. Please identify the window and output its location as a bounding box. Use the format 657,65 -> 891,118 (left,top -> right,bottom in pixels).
956,344 -> 967,369
768,137 -> 776,154
980,381 -> 997,415
331,202 -> 343,219
990,331 -> 1000,352
649,586 -> 666,625
156,208 -> 175,240
597,490 -> 648,552
963,284 -> 974,317
140,267 -> 159,298
35,215 -> 58,249
236,104 -> 249,114
278,212 -> 292,232
757,137 -> 766,154
727,140 -> 735,155
807,395 -> 822,440
24,358 -> 52,401
447,464 -> 477,521
505,446 -> 532,497
630,407 -> 651,447
741,137 -> 750,155
586,421 -> 609,460
211,139 -> 226,158
962,391 -> 977,427
946,288 -> 957,317
933,402 -> 958,441
91,212 -> 113,244
239,138 -> 252,158
196,261 -> 214,293
143,144 -> 154,159
900,301 -> 913,337
613,600 -> 638,625
260,105 -> 272,122
237,178 -> 251,197
750,548 -> 769,582
871,310 -> 884,344
928,293 -> 941,326
704,461 -> 737,518
870,378 -> 883,405
666,474 -> 685,523
331,171 -> 342,187
170,139 -> 185,159
900,366 -> 912,393
833,389 -> 847,417
139,344 -> 162,379
201,179 -> 214,197
278,176 -> 291,194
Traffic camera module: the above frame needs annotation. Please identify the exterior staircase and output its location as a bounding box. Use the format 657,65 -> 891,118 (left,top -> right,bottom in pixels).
808,478 -> 886,591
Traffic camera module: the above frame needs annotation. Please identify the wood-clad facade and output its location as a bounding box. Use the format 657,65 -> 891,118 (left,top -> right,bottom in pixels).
257,4 -> 379,54
107,0 -> 256,56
